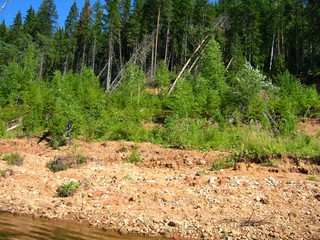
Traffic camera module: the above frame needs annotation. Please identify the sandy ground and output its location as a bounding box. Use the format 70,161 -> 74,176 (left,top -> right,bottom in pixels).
0,133 -> 319,239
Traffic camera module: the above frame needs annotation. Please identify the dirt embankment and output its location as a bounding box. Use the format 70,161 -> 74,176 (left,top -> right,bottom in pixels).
0,138 -> 319,240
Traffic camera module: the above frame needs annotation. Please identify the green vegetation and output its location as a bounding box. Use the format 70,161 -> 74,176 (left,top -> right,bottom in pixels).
0,0 -> 319,162
56,181 -> 79,197
124,175 -> 133,180
47,155 -> 87,173
307,175 -> 320,182
211,155 -> 239,171
128,150 -> 142,164
3,153 -> 24,166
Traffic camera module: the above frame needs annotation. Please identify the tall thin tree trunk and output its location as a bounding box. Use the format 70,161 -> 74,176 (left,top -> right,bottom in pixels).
181,32 -> 187,64
295,10 -> 299,74
106,32 -> 113,93
269,33 -> 275,70
154,5 -> 161,76
81,43 -> 86,71
71,46 -> 76,72
38,51 -> 45,80
92,37 -> 97,72
164,25 -> 170,66
277,28 -> 281,56
119,32 -> 123,70
151,32 -> 155,77
63,55 -> 69,75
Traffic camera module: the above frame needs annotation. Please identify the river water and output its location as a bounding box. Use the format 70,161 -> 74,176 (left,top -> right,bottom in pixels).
0,212 -> 161,240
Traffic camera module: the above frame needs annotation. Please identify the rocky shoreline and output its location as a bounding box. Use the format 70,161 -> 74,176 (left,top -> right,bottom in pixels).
0,139 -> 319,239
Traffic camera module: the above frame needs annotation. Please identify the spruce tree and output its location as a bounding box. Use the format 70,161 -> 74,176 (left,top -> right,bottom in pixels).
10,11 -> 23,40
76,0 -> 91,71
36,0 -> 58,36
23,6 -> 37,39
105,0 -> 122,92
90,0 -> 104,72
64,1 -> 79,73
65,1 -> 79,37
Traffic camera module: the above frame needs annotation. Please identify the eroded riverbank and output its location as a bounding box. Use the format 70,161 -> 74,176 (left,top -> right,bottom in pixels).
0,139 -> 320,239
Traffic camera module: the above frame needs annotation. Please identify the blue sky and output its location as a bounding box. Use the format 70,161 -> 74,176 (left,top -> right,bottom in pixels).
1,0 -> 217,27
0,0 -> 94,27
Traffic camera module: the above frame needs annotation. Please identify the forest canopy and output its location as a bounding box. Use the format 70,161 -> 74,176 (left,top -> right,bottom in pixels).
0,0 -> 319,154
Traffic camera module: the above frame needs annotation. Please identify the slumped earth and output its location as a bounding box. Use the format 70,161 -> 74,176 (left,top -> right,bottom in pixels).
0,136 -> 319,240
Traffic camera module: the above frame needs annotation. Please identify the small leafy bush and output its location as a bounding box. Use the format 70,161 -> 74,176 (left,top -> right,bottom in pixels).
211,155 -> 238,171
128,151 -> 142,163
56,181 -> 79,197
47,155 -> 87,173
47,158 -> 68,173
4,153 -> 23,166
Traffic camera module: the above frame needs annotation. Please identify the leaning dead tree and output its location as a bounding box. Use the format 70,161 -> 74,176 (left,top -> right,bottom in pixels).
168,35 -> 212,95
168,16 -> 228,95
0,0 -> 8,12
106,32 -> 155,93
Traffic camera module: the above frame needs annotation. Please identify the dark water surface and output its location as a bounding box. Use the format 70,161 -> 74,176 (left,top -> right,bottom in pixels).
0,212 -> 161,240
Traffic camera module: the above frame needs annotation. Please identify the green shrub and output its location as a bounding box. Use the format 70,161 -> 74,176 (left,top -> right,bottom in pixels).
4,152 -> 23,166
228,62 -> 274,117
47,159 -> 68,173
211,155 -> 238,171
56,181 -> 79,197
164,117 -> 206,149
128,150 -> 142,163
47,155 -> 87,173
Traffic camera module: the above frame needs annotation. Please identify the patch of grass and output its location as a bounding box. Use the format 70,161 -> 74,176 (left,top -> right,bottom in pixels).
307,175 -> 320,182
211,154 -> 239,171
3,153 -> 24,166
47,155 -> 87,173
124,175 -> 133,180
47,158 -> 68,173
56,181 -> 79,197
196,170 -> 209,176
131,144 -> 139,150
128,150 -> 142,163
75,155 -> 86,165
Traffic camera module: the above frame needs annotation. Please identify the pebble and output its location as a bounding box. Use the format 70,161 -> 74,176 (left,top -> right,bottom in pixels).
208,177 -> 217,184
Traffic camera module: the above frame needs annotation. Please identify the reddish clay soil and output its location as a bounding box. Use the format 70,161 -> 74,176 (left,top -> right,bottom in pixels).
0,136 -> 319,240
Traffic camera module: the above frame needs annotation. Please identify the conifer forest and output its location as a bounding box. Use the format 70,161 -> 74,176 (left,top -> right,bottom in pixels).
0,0 -> 320,154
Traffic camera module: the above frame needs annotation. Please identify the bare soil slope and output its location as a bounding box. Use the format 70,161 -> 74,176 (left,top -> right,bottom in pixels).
0,138 -> 319,240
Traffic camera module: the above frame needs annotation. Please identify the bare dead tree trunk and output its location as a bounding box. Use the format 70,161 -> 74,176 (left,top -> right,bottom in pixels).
63,55 -> 69,75
37,51 -> 45,80
269,33 -> 275,71
154,5 -> 161,76
81,43 -> 86,71
151,32 -> 155,77
71,46 -> 76,72
0,0 -> 8,12
277,28 -> 281,56
119,32 -> 123,70
92,37 -> 97,72
106,32 -> 113,93
164,25 -> 170,66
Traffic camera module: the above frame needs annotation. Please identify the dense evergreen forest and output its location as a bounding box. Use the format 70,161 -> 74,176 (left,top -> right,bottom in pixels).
0,0 -> 319,154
